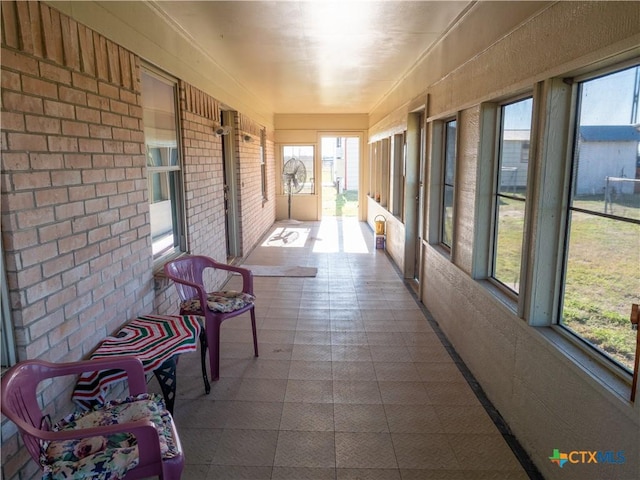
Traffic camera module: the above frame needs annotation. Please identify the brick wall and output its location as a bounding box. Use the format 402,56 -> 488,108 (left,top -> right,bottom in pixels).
1,3 -> 276,478
1,2 -> 152,478
154,83 -> 230,315
237,115 -> 277,253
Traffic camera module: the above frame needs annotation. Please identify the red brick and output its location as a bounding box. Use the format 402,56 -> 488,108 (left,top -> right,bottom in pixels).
101,111 -> 122,127
109,193 -> 128,209
1,48 -> 39,75
63,291 -> 93,317
98,81 -> 120,99
85,197 -> 108,214
42,253 -> 74,278
68,184 -> 96,201
61,264 -> 90,287
89,124 -> 112,138
22,76 -> 58,99
112,127 -> 131,141
25,115 -> 61,134
105,168 -> 126,182
25,274 -> 62,304
64,153 -> 92,169
1,152 -> 29,170
58,233 -> 88,255
0,69 -> 22,90
6,127 -> 44,150
87,93 -> 110,110
71,72 -> 98,93
1,191 -> 34,212
39,62 -> 72,84
59,86 -> 87,106
96,182 -> 117,196
71,214 -> 98,233
21,242 -> 59,269
2,90 -> 44,114
109,98 -> 129,115
120,89 -> 137,105
78,138 -> 103,153
30,153 -> 64,170
39,220 -> 72,243
54,201 -> 85,220
51,169 -> 81,186
81,169 -> 105,184
124,142 -> 144,155
47,136 -> 79,152
46,286 -> 77,316
104,140 -> 123,153
35,188 -> 69,207
61,120 -> 89,137
121,116 -> 140,130
75,106 -> 100,123
12,171 -> 51,190
43,99 -> 75,119
73,244 -> 100,264
93,154 -> 115,168
1,112 -> 25,131
97,209 -> 118,225
3,229 -> 38,251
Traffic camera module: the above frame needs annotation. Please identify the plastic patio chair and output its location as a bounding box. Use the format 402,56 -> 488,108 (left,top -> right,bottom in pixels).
164,255 -> 258,381
1,356 -> 184,480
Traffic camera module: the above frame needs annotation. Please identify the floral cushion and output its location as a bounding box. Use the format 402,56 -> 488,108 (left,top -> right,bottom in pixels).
181,290 -> 256,314
40,393 -> 178,480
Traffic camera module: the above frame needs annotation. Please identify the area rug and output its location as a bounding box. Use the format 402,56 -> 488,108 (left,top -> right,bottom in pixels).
241,265 -> 318,277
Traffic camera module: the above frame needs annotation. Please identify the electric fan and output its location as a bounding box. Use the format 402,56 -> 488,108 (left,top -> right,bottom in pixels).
282,157 -> 307,219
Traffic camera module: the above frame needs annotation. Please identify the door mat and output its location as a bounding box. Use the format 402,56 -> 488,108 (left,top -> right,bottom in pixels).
241,265 -> 318,277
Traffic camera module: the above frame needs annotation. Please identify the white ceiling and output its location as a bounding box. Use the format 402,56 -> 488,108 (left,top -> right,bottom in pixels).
151,1 -> 473,114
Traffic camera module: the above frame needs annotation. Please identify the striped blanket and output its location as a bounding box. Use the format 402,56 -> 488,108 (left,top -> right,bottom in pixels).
72,315 -> 201,409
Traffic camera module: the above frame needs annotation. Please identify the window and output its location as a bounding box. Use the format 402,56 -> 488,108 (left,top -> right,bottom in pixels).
282,145 -> 314,194
560,63 -> 640,372
492,98 -> 533,294
260,129 -> 267,201
141,69 -> 186,260
441,119 -> 457,248
391,132 -> 406,219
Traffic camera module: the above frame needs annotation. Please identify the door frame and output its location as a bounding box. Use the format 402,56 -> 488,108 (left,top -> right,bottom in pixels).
317,131 -> 365,221
222,110 -> 241,260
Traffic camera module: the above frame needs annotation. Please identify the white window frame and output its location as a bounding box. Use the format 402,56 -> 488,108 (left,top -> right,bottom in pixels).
556,61 -> 640,375
523,67 -> 636,395
489,96 -> 535,297
441,118 -> 457,251
141,66 -> 187,264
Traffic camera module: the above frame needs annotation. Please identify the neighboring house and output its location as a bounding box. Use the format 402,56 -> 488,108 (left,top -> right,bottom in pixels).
575,125 -> 640,196
500,125 -> 640,195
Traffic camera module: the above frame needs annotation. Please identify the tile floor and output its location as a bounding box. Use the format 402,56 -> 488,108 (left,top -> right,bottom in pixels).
157,219 -> 539,480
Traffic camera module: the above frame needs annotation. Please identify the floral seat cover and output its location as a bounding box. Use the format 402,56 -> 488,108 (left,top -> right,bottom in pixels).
40,393 -> 178,480
180,290 -> 256,314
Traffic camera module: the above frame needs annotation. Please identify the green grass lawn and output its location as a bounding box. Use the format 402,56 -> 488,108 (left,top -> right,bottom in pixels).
497,195 -> 639,371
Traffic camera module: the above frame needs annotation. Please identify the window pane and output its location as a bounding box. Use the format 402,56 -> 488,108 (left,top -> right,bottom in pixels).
561,64 -> 640,372
571,65 -> 640,219
498,99 -> 532,198
148,170 -> 180,257
442,185 -> 454,248
441,120 -> 457,248
283,145 -> 314,194
444,120 -> 456,184
493,197 -> 525,293
562,212 -> 639,371
492,98 -> 533,293
142,70 -> 183,259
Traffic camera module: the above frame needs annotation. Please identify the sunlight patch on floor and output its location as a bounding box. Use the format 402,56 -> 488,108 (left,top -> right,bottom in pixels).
312,217 -> 369,253
261,226 -> 311,247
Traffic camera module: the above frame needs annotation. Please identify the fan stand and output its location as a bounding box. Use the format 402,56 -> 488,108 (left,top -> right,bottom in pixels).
280,175 -> 302,225
287,177 -> 293,220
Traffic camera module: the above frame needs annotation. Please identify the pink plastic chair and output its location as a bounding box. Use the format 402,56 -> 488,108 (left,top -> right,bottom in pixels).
1,357 -> 184,480
164,255 -> 258,381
